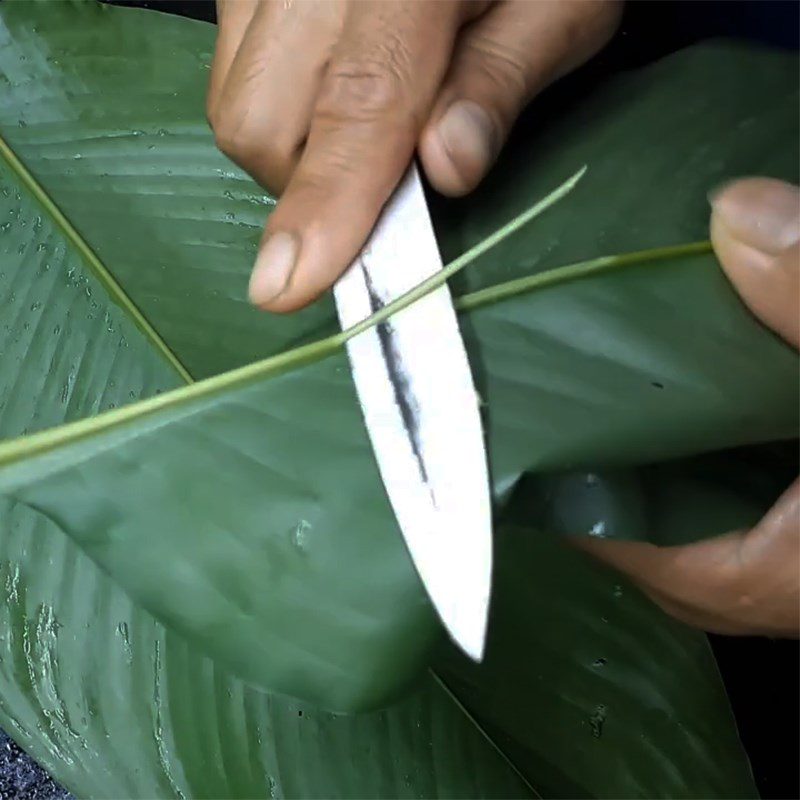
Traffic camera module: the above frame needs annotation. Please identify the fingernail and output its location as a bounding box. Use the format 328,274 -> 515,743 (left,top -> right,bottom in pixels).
437,100 -> 497,174
710,179 -> 800,256
249,231 -> 299,306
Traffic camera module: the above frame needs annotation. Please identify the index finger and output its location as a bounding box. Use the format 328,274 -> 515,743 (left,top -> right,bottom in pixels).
248,0 -> 468,311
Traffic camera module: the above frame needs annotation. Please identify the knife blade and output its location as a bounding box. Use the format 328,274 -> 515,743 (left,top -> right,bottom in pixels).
333,163 -> 492,661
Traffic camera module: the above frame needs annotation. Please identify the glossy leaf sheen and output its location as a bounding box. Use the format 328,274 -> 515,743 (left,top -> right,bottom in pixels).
0,1 -> 794,796
438,504 -> 759,798
0,3 -> 797,712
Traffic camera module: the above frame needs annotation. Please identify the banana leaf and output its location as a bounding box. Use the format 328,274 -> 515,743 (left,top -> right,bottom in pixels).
0,1 -> 796,796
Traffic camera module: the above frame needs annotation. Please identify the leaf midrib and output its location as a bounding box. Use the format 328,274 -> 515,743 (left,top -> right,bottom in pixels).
0,132 -> 193,383
431,670 -> 544,798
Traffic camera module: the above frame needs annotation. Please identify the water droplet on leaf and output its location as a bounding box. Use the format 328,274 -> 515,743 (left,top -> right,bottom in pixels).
290,520 -> 312,554
589,704 -> 607,738
588,520 -> 607,538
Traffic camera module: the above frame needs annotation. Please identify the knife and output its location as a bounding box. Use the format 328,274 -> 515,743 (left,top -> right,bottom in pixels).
333,163 -> 492,661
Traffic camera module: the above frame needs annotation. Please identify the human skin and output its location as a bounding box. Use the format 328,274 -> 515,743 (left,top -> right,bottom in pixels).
207,0 -> 621,309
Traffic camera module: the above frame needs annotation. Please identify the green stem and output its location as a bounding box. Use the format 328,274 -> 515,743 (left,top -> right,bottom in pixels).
340,166 -> 587,343
0,236 -> 714,468
0,166 -> 587,466
0,332 -> 341,467
0,133 -> 193,384
455,240 -> 713,313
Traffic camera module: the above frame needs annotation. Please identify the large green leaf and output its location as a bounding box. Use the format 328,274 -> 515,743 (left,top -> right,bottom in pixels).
0,2 -> 797,712
438,521 -> 752,799
0,1 -> 794,796
0,507 -> 531,799
430,447 -> 792,799
0,462 -> 761,799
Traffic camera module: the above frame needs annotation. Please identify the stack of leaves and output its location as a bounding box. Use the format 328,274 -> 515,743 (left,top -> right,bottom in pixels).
0,2 -> 796,797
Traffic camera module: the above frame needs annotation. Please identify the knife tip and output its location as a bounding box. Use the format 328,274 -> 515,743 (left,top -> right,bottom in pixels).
445,589 -> 490,664
460,630 -> 487,663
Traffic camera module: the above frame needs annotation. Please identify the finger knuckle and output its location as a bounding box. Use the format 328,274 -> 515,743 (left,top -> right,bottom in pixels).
562,1 -> 623,52
207,83 -> 265,160
205,94 -> 220,130
466,40 -> 529,99
318,60 -> 407,121
593,1 -> 625,37
212,111 -> 281,167
210,111 -> 251,161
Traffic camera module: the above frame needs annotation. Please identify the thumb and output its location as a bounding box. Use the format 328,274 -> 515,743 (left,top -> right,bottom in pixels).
419,0 -> 621,196
710,177 -> 800,347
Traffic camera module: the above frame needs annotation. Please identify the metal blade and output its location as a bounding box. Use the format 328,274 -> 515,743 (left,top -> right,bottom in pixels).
333,164 -> 492,661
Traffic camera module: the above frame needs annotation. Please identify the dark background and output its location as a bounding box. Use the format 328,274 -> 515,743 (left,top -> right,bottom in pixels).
1,1 -> 798,798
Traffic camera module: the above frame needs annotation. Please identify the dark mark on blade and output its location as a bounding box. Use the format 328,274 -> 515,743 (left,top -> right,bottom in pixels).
361,260 -> 434,500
